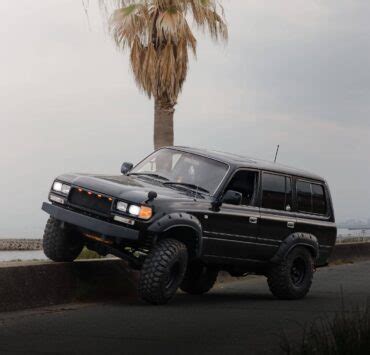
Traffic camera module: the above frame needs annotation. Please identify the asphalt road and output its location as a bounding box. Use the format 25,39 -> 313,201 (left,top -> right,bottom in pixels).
1,261 -> 370,355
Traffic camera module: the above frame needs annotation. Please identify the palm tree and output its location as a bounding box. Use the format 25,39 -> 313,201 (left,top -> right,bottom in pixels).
98,0 -> 227,149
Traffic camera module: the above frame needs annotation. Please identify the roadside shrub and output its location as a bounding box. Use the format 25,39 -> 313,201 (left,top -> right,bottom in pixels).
280,299 -> 370,355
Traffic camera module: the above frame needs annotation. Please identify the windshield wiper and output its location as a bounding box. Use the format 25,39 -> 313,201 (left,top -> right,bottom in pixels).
129,173 -> 169,181
163,182 -> 209,194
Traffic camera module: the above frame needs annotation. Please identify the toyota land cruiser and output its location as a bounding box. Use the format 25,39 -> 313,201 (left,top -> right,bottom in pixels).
42,147 -> 337,304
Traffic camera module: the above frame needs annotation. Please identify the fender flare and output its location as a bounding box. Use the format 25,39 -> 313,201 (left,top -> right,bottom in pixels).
147,213 -> 203,257
270,232 -> 319,264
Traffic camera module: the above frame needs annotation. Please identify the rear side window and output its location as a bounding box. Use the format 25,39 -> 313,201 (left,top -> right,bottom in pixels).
296,181 -> 311,213
312,184 -> 327,214
296,180 -> 327,215
261,173 -> 292,211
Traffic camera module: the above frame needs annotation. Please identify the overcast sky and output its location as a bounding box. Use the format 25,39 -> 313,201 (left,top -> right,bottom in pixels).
0,0 -> 369,237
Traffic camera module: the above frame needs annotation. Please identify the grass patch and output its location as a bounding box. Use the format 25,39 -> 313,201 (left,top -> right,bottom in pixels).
329,259 -> 354,266
77,247 -> 104,260
280,297 -> 370,355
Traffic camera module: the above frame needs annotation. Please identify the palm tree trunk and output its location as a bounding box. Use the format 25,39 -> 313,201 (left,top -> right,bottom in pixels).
154,96 -> 174,149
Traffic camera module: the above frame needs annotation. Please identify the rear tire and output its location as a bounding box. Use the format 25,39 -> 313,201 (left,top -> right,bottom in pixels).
43,217 -> 84,262
139,239 -> 188,305
180,261 -> 218,295
267,246 -> 314,300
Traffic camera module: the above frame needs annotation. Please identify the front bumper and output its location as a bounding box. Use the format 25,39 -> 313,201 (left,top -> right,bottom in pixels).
42,202 -> 139,241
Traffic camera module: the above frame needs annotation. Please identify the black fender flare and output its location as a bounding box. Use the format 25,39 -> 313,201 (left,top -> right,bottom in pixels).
270,232 -> 319,264
147,213 -> 203,257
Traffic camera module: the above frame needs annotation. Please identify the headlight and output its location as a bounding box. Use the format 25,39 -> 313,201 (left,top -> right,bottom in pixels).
128,205 -> 141,216
52,181 -> 71,195
128,204 -> 152,220
116,201 -> 128,212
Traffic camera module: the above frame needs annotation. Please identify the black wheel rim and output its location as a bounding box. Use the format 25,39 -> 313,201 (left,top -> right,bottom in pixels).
290,258 -> 306,286
165,262 -> 181,290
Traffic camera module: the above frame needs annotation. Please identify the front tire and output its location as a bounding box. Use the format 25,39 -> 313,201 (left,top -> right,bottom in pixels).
180,261 -> 218,295
43,217 -> 84,262
267,246 -> 314,300
139,239 -> 188,305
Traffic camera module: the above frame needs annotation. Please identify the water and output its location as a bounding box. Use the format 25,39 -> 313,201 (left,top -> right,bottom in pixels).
0,250 -> 46,262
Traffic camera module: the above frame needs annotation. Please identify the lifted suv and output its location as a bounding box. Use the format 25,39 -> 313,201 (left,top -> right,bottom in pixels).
42,147 -> 337,304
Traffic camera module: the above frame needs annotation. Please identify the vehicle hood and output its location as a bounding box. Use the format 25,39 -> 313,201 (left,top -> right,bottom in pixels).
55,173 -> 201,204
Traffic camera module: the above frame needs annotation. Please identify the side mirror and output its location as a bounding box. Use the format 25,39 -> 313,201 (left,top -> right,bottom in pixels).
121,162 -> 133,175
222,190 -> 242,205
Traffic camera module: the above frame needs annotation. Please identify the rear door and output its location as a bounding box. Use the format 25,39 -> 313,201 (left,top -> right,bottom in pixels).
294,179 -> 337,264
255,172 -> 296,260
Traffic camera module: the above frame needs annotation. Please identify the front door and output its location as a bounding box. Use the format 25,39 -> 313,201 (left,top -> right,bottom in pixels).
202,170 -> 261,262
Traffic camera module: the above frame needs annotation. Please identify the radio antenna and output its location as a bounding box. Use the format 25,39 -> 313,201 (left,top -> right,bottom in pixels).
274,145 -> 280,163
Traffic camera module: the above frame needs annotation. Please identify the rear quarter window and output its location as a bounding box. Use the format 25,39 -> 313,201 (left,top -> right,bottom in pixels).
296,181 -> 312,213
312,183 -> 327,215
296,180 -> 327,215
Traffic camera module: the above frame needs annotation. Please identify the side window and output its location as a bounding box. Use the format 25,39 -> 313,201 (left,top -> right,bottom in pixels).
296,181 -> 312,213
296,180 -> 327,215
286,177 -> 292,209
261,173 -> 292,211
312,183 -> 327,215
225,170 -> 258,206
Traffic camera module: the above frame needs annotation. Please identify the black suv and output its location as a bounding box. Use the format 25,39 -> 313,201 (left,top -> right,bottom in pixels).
42,147 -> 337,304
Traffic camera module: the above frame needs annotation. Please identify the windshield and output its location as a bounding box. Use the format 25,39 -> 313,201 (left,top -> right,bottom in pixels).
130,148 -> 229,195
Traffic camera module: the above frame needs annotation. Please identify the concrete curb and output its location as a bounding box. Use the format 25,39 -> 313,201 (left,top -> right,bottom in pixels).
0,243 -> 369,312
0,259 -> 138,312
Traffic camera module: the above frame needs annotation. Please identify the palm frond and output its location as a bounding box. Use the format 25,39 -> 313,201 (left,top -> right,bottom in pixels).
96,0 -> 227,103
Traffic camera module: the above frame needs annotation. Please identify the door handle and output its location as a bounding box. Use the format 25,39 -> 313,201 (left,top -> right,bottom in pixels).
249,216 -> 258,224
287,221 -> 295,229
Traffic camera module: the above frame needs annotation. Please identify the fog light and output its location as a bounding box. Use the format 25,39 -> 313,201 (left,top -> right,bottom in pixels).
49,194 -> 65,204
114,215 -> 135,225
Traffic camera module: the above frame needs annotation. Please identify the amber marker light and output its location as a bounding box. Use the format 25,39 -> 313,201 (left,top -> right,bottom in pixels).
139,206 -> 153,220
88,191 -> 92,195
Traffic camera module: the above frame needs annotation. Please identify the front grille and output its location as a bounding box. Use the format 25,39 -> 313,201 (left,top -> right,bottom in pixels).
69,188 -> 113,216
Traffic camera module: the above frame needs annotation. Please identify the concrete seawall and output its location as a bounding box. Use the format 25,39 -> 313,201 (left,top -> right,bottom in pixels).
0,242 -> 369,312
0,239 -> 42,251
329,242 -> 370,262
0,259 -> 139,312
